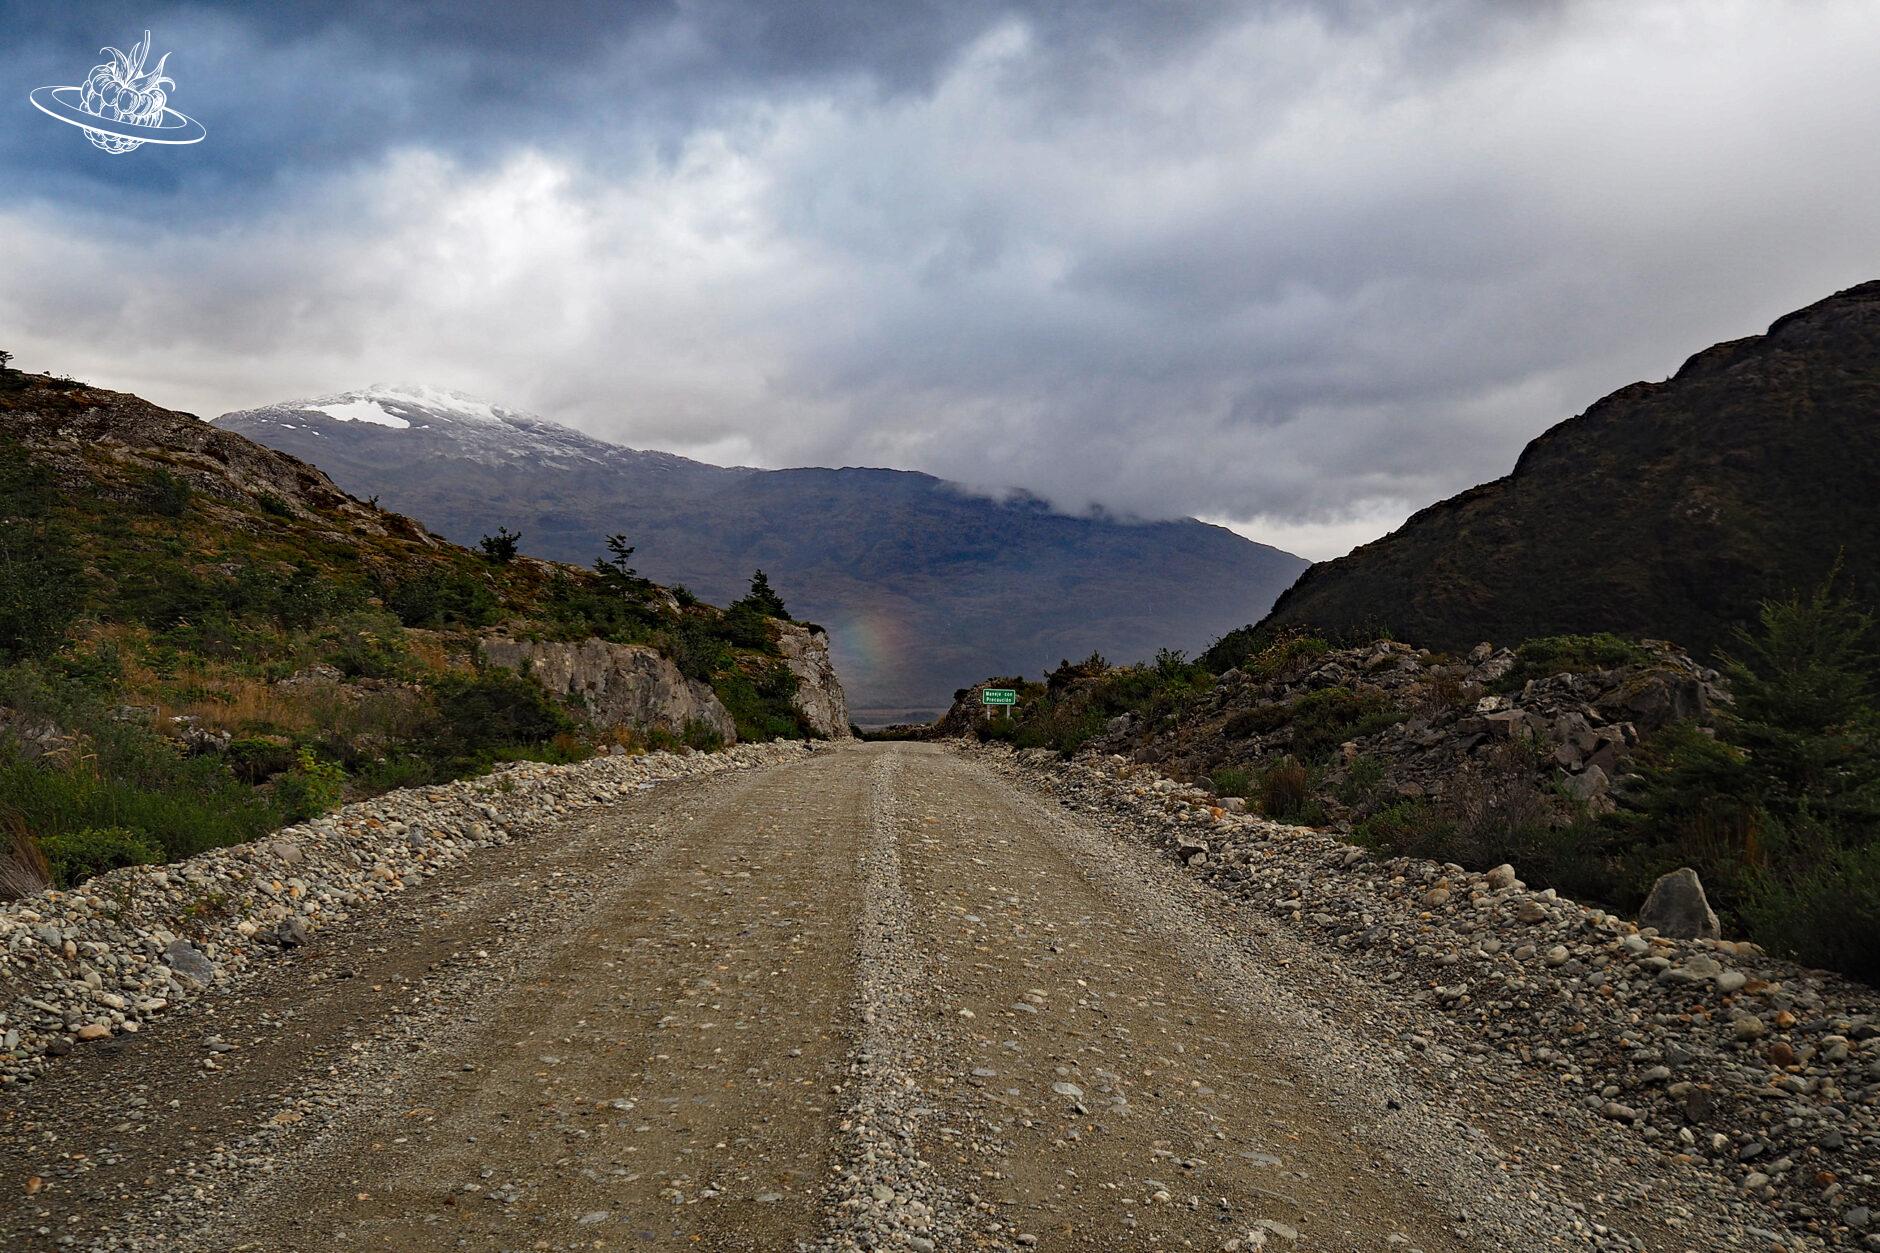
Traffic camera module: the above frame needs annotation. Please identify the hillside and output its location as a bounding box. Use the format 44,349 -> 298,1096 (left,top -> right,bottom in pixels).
1261,281 -> 1880,653
213,387 -> 1308,723
0,368 -> 844,890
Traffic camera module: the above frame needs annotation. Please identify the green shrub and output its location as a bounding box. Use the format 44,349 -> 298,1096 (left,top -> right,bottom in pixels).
1209,766 -> 1254,799
712,665 -> 805,742
255,492 -> 294,519
1012,702 -> 1106,757
1501,633 -> 1651,689
1740,840 -> 1880,984
1223,706 -> 1281,739
1353,800 -> 1456,860
226,736 -> 297,783
271,748 -> 346,822
0,743 -> 277,863
1201,627 -> 1329,677
1335,754 -> 1387,809
142,469 -> 193,518
682,719 -> 726,752
1612,570 -> 1879,974
321,612 -> 414,679
0,455 -> 86,663
39,825 -> 162,887
716,603 -> 775,652
659,617 -> 735,681
1225,687 -> 1401,759
429,668 -> 571,760
385,568 -> 499,629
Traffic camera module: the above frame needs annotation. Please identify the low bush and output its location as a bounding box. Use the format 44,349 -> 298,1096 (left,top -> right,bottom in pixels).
428,667 -> 571,764
270,748 -> 346,822
1334,753 -> 1387,810
1209,765 -> 1254,799
385,568 -> 500,629
1224,686 -> 1402,760
1740,841 -> 1880,984
39,825 -> 163,887
712,665 -> 805,743
1500,633 -> 1651,689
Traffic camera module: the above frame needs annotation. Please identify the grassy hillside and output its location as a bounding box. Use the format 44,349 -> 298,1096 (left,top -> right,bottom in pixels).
0,366 -> 813,893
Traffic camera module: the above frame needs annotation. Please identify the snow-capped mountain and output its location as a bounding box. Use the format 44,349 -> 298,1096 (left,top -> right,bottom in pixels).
216,388 -> 1307,723
216,384 -> 702,474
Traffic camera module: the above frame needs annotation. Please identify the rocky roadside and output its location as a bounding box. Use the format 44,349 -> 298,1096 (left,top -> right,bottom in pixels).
0,740 -> 821,1085
971,743 -> 1880,1250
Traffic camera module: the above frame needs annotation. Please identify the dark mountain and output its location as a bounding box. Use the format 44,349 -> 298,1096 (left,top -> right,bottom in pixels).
1261,281 -> 1880,655
213,386 -> 1307,723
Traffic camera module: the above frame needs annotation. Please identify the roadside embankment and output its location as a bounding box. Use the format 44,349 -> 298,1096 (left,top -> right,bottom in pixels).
0,740 -> 819,1084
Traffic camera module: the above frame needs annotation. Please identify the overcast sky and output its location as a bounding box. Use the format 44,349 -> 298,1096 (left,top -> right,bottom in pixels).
4,1 -> 1878,558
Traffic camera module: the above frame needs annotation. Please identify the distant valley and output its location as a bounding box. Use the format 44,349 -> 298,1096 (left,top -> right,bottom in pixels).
216,387 -> 1307,723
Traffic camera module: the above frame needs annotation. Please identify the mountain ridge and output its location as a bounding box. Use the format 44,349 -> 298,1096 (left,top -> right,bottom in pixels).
216,389 -> 1309,722
1260,280 -> 1880,655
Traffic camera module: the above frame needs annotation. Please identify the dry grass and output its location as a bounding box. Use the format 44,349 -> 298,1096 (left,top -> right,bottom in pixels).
157,677 -> 326,734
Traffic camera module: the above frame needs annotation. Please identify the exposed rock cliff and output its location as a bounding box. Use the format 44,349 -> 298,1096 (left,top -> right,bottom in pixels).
775,623 -> 851,737
480,638 -> 738,744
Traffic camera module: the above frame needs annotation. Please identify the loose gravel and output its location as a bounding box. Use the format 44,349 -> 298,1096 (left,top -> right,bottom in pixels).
979,741 -> 1880,1250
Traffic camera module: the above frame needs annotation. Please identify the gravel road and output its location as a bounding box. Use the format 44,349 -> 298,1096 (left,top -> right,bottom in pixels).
0,743 -> 1750,1250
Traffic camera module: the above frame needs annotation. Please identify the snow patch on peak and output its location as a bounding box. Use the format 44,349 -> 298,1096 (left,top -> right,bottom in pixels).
310,398 -> 411,429
359,383 -> 513,424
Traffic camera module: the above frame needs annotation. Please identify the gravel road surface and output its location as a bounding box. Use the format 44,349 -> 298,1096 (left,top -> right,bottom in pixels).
0,744 -> 1727,1250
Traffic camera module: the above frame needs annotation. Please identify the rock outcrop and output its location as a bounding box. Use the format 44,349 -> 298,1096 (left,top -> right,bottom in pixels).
481,638 -> 737,744
775,622 -> 851,737
943,637 -> 1724,824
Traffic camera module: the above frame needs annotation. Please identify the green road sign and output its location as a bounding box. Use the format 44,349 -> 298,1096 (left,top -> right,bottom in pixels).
982,688 -> 1018,706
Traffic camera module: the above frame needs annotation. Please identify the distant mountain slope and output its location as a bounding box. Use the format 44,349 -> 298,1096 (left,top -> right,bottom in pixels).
1261,281 -> 1880,655
216,387 -> 1307,721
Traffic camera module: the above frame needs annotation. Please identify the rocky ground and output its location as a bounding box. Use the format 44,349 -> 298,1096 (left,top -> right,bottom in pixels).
947,636 -> 1726,829
985,744 -> 1880,1250
0,741 -> 1871,1250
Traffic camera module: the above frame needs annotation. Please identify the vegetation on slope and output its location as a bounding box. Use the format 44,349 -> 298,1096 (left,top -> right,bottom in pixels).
954,576 -> 1880,983
0,364 -> 813,893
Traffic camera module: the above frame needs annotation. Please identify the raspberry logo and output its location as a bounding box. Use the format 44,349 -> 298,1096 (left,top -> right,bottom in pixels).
30,29 -> 206,156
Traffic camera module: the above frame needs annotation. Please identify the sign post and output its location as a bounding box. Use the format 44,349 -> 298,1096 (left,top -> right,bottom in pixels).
981,688 -> 1017,720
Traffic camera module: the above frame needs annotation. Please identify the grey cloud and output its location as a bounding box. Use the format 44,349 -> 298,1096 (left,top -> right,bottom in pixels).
3,1 -> 1877,561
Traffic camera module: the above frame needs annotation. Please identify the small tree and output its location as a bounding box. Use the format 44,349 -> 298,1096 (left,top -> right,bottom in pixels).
479,526 -> 522,563
0,350 -> 13,373
1622,563 -> 1880,979
736,569 -> 790,620
594,534 -> 652,596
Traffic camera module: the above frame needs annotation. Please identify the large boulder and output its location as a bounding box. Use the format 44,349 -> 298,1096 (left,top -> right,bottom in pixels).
480,637 -> 737,745
1638,867 -> 1722,940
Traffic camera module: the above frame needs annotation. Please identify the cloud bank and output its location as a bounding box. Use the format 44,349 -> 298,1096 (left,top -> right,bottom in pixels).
3,0 -> 1877,557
